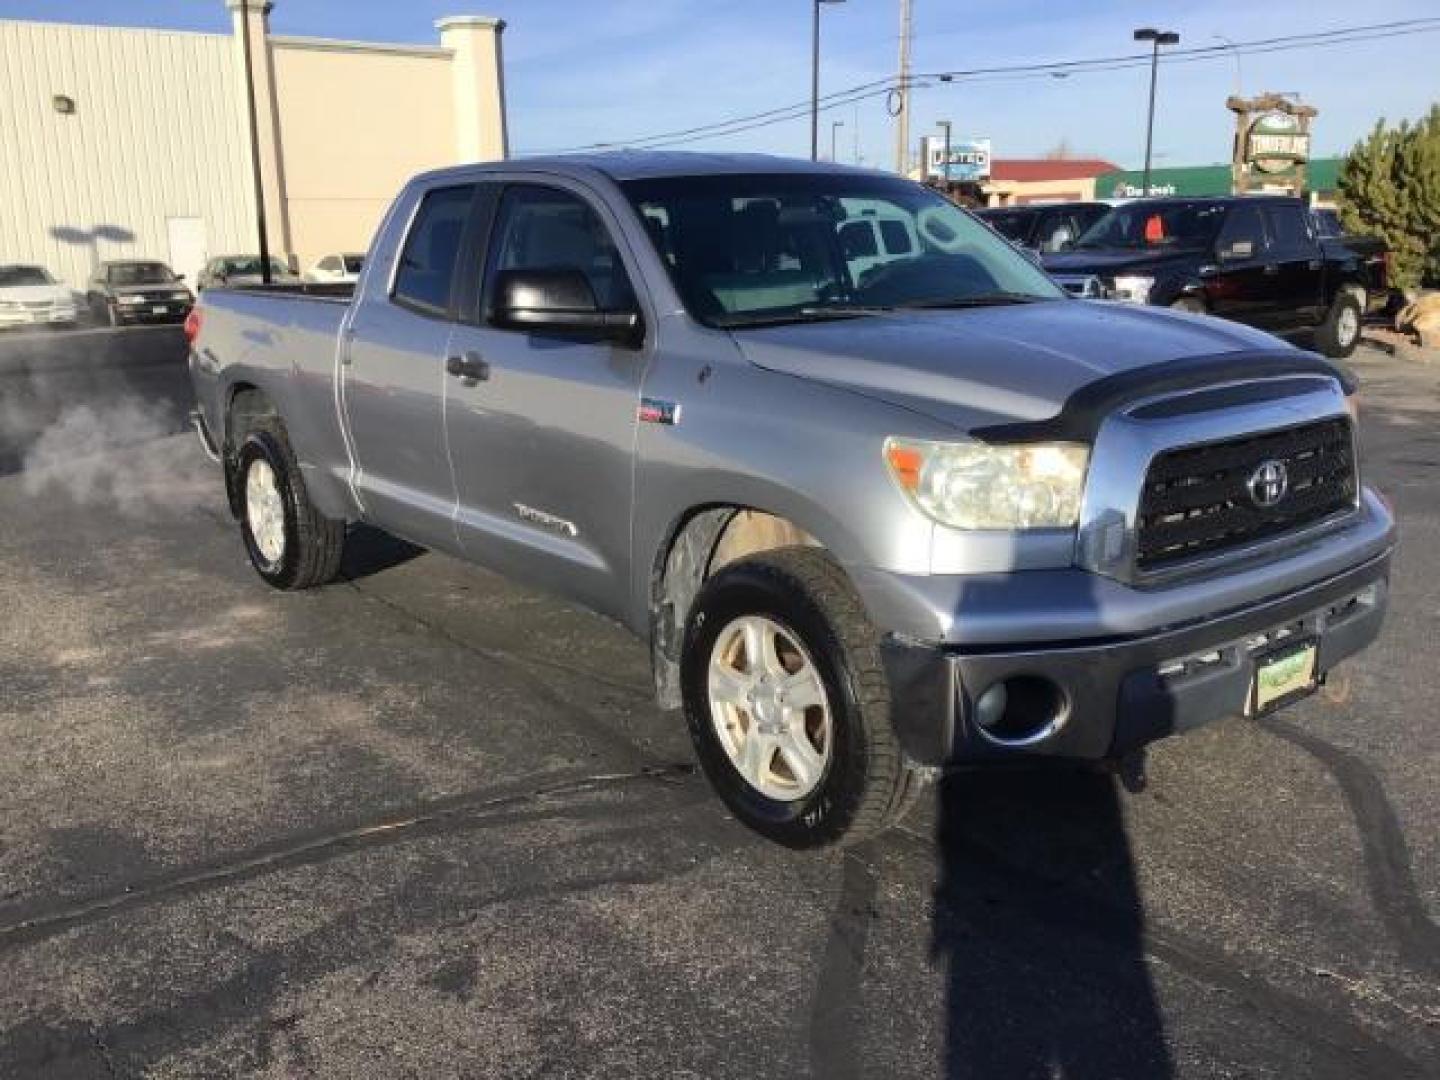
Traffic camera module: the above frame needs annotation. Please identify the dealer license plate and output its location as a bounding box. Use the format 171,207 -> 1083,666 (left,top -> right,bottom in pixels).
152,305 -> 168,314
1251,639 -> 1318,715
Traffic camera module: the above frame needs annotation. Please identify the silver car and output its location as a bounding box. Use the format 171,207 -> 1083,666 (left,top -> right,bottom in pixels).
188,153 -> 1394,847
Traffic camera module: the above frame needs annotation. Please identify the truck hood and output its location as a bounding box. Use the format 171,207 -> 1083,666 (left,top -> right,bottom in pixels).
0,283 -> 77,305
1041,248 -> 1201,276
730,299 -> 1290,432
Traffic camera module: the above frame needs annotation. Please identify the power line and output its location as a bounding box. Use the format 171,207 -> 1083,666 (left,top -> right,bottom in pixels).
517,18 -> 1440,155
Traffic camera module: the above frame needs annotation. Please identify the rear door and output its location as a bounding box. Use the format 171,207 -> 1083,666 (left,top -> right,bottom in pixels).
339,183 -> 477,552
1262,202 -> 1324,327
441,178 -> 649,619
1207,204 -> 1277,326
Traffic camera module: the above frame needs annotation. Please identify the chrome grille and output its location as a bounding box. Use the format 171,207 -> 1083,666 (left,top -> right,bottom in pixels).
1136,417 -> 1357,571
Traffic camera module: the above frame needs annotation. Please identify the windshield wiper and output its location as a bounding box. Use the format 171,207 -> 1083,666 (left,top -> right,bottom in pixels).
899,292 -> 1048,309
716,305 -> 892,329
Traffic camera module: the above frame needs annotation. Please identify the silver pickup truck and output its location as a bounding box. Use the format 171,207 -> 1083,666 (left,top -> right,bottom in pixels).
188,153 -> 1394,848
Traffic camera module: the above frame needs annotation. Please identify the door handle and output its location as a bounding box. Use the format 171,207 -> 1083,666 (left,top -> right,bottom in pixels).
445,351 -> 490,382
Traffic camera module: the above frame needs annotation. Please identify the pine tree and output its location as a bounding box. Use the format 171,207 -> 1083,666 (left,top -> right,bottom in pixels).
1338,106 -> 1440,290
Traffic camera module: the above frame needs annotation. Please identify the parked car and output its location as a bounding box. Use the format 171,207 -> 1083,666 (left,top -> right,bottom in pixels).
188,153 -> 1393,848
0,264 -> 80,329
85,259 -> 193,326
975,202 -> 1110,254
1042,196 -> 1388,357
305,252 -> 365,284
196,255 -> 300,291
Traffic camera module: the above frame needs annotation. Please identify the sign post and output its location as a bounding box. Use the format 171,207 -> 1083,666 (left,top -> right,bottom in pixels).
1227,93 -> 1317,197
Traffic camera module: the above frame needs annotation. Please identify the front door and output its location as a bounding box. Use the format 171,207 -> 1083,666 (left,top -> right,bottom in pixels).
340,183 -> 476,552
1262,203 -> 1325,328
1205,203 -> 1277,327
442,180 -> 648,618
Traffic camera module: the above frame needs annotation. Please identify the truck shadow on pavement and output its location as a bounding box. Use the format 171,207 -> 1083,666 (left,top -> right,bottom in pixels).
929,767 -> 1171,1079
811,765 -> 1171,1080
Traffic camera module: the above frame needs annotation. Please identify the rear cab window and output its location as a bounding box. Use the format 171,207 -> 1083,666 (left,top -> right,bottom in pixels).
392,184 -> 476,317
1263,203 -> 1314,252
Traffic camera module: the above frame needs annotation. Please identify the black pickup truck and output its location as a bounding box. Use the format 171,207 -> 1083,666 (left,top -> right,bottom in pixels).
1042,196 -> 1388,358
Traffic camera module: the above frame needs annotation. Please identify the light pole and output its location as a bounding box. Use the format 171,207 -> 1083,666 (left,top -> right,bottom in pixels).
1133,27 -> 1179,198
937,119 -> 952,190
830,119 -> 845,162
811,0 -> 846,161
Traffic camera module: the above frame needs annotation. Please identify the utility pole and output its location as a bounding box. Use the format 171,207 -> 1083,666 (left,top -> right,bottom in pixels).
938,119 -> 952,191
238,0 -> 272,284
810,0 -> 845,161
894,0 -> 912,175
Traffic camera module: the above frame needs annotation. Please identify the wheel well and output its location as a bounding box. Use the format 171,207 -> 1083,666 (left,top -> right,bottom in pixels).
222,384 -> 278,516
649,507 -> 820,709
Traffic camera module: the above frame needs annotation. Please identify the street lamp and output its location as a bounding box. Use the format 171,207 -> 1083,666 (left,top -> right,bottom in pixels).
937,119 -> 952,188
811,0 -> 846,161
1133,27 -> 1179,198
830,119 -> 845,162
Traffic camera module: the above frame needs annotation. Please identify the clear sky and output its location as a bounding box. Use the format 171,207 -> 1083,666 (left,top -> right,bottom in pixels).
3,0 -> 1436,170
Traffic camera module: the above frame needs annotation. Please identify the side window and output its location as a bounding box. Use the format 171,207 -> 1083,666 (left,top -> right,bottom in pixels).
320,256 -> 339,273
879,218 -> 914,255
1217,205 -> 1268,259
1038,211 -> 1075,253
393,185 -> 475,316
1264,206 -> 1312,252
485,185 -> 634,312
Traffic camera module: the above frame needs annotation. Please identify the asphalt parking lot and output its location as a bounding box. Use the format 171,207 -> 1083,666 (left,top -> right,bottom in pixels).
0,327 -> 1436,1079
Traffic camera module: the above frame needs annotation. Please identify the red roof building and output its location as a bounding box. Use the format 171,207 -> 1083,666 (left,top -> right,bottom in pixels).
988,159 -> 1120,183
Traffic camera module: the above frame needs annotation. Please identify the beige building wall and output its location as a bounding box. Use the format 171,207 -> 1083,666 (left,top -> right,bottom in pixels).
984,177 -> 1101,206
0,18 -> 255,288
270,37 -> 458,270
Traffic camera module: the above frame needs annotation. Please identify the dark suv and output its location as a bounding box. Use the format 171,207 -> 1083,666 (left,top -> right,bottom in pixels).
86,260 -> 194,326
975,202 -> 1110,254
1042,197 -> 1388,358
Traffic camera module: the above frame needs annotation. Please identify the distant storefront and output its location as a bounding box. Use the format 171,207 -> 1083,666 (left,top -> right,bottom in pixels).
1095,158 -> 1343,202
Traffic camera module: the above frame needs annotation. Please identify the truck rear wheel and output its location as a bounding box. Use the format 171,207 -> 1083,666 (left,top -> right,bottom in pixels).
1315,289 -> 1364,359
680,547 -> 925,848
234,418 -> 344,590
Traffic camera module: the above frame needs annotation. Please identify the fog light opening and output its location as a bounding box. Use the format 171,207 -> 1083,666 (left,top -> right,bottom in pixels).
972,676 -> 1068,747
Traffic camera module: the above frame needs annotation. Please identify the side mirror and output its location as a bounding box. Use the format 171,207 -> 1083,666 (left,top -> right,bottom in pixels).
492,268 -> 641,344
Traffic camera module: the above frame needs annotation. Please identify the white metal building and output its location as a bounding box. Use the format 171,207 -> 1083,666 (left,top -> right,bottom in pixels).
0,2 -> 507,289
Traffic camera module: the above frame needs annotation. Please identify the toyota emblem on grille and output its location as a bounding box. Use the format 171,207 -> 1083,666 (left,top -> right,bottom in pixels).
1247,459 -> 1289,509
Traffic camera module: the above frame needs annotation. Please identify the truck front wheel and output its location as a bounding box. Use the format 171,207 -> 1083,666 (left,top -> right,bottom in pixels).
234,419 -> 344,590
680,547 -> 925,848
1315,289 -> 1364,359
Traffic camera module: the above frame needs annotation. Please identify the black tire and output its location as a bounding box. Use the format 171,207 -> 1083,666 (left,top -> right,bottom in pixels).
233,417 -> 344,590
681,547 -> 924,848
1169,296 -> 1206,315
1314,289 -> 1364,359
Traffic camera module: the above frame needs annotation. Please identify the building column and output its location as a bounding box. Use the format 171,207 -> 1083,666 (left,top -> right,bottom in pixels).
227,0 -> 292,263
436,16 -> 508,162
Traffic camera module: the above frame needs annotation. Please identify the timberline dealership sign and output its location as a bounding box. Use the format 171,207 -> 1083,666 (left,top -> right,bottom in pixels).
1247,111 -> 1311,175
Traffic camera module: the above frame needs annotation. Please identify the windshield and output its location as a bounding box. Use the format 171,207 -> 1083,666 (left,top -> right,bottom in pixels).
343,255 -> 365,273
108,262 -> 174,285
622,173 -> 1063,327
221,257 -> 290,276
1074,202 -> 1227,251
0,266 -> 54,287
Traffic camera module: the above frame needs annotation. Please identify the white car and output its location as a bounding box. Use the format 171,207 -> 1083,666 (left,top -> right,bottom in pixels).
0,264 -> 81,329
305,252 -> 364,284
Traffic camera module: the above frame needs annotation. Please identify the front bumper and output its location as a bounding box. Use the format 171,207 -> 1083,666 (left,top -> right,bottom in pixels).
0,307 -> 79,327
884,549 -> 1391,766
113,301 -> 190,324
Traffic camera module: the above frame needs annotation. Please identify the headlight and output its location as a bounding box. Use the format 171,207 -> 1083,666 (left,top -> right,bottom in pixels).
884,438 -> 1090,530
1108,275 -> 1154,304
170,290 -> 192,301
118,295 -> 144,305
